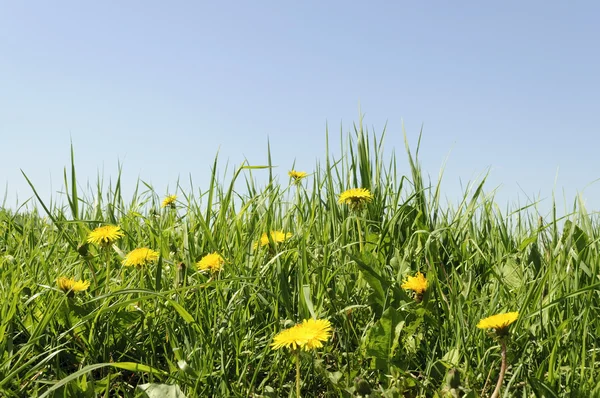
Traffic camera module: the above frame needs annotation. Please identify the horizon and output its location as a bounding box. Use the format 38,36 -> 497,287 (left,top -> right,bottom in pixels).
4,126 -> 593,224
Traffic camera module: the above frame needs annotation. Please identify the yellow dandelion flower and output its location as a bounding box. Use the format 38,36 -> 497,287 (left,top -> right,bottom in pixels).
300,318 -> 334,350
161,194 -> 177,208
197,252 -> 225,272
477,312 -> 519,333
255,230 -> 293,248
338,188 -> 373,210
401,272 -> 428,294
87,225 -> 124,246
271,319 -> 333,351
122,248 -> 159,267
57,277 -> 90,294
288,170 -> 308,182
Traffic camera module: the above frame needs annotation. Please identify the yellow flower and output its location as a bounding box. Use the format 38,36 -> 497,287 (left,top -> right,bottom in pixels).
122,248 -> 159,267
255,231 -> 292,248
338,188 -> 373,210
477,312 -> 519,333
197,252 -> 225,272
87,225 -> 124,246
271,319 -> 333,351
401,272 -> 428,294
161,194 -> 177,208
288,170 -> 308,182
57,277 -> 90,294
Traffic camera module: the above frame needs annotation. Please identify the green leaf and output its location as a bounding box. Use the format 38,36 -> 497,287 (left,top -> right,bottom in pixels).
166,299 -> 195,324
155,254 -> 163,291
528,376 -> 559,398
39,362 -> 167,398
138,383 -> 187,398
500,258 -> 523,290
441,348 -> 460,368
111,362 -> 167,375
301,284 -> 315,319
518,234 -> 537,251
350,252 -> 389,307
364,307 -> 402,368
561,220 -> 589,253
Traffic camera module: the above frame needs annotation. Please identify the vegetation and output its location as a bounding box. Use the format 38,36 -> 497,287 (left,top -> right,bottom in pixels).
1,119 -> 599,397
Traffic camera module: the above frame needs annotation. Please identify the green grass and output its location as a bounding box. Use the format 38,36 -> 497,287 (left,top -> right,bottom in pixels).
1,120 -> 599,397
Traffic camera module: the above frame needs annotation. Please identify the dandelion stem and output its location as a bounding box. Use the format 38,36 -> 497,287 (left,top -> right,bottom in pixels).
355,216 -> 363,252
491,338 -> 507,398
296,350 -> 301,398
104,247 -> 111,292
139,266 -> 145,290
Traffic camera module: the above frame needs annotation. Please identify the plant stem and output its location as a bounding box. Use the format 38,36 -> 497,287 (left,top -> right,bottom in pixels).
296,350 -> 301,398
87,259 -> 98,290
104,247 -> 111,293
491,339 -> 507,398
139,267 -> 145,289
355,216 -> 363,252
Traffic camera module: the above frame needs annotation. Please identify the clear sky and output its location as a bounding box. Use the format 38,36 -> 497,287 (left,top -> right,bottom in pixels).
1,1 -> 599,216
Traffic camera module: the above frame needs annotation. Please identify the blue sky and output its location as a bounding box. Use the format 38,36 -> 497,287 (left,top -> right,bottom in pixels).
1,1 -> 599,216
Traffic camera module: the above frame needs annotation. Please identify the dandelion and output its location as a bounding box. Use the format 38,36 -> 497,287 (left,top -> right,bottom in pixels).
197,252 -> 225,273
255,231 -> 292,248
271,318 -> 333,398
87,225 -> 124,291
338,188 -> 372,251
477,312 -> 519,335
57,277 -> 90,294
122,248 -> 160,267
87,225 -> 124,246
271,318 -> 333,351
338,188 -> 373,211
401,272 -> 428,302
161,194 -> 177,208
288,170 -> 308,183
477,311 -> 519,398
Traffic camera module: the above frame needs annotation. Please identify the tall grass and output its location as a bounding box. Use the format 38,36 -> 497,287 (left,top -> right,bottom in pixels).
0,121 -> 599,397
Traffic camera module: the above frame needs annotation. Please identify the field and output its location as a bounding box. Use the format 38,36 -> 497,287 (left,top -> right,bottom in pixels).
1,125 -> 599,397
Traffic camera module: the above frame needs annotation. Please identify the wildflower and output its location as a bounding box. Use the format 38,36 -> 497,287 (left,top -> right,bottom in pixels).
338,188 -> 373,211
271,318 -> 333,351
401,272 -> 428,294
255,231 -> 292,248
288,170 -> 308,183
87,225 -> 124,246
122,248 -> 159,267
478,311 -> 519,398
57,277 -> 90,294
161,194 -> 177,208
401,271 -> 428,302
477,312 -> 519,335
197,252 -> 225,272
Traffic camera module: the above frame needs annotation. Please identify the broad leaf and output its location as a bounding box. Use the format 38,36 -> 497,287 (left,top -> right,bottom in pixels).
138,383 -> 187,398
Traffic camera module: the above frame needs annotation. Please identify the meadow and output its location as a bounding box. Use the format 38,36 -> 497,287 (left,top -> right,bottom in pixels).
1,124 -> 599,397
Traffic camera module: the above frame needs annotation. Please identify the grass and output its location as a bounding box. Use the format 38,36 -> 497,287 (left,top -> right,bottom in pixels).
0,119 -> 599,397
